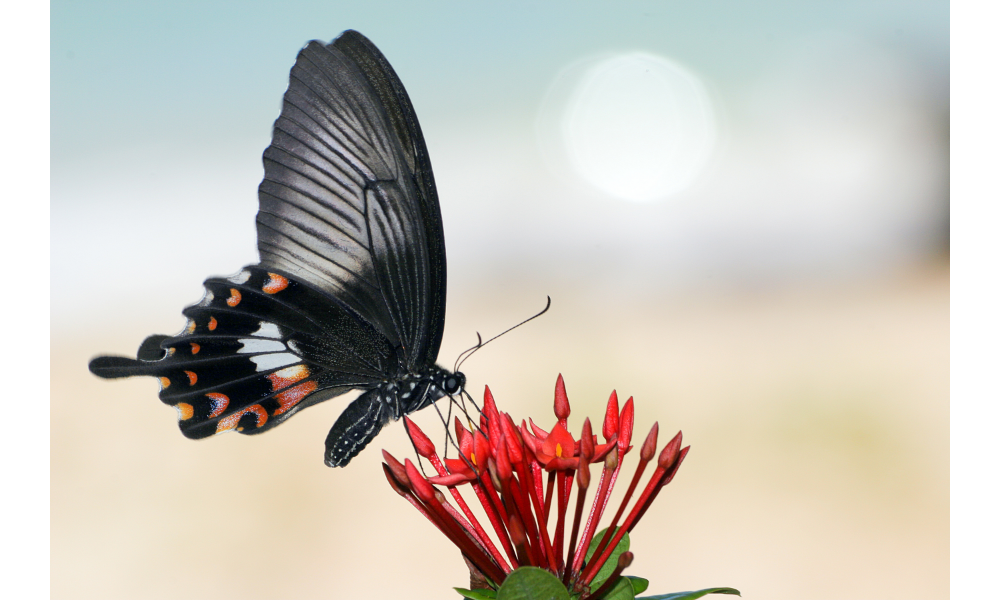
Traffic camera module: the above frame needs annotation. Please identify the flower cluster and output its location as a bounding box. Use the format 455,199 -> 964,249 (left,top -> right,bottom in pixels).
381,375 -> 689,598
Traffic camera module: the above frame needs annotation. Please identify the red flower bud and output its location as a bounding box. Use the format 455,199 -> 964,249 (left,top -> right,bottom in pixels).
618,396 -> 634,450
554,373 -> 570,422
405,459 -> 435,503
603,390 -> 619,441
484,386 -> 503,453
454,416 -> 470,446
382,463 -> 409,496
500,413 -> 524,463
640,422 -> 659,462
496,442 -> 513,482
580,418 -> 595,462
382,450 -> 409,486
404,416 -> 436,458
659,431 -> 683,469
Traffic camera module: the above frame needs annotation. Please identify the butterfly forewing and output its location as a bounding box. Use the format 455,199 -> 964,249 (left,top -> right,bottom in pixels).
256,36 -> 446,371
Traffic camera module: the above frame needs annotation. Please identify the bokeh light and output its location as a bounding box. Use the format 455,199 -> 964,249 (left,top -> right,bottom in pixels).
560,53 -> 717,202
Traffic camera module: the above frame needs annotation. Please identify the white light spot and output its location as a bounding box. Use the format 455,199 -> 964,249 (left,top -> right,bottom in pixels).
237,338 -> 287,354
543,52 -> 717,202
252,322 -> 282,339
250,353 -> 299,371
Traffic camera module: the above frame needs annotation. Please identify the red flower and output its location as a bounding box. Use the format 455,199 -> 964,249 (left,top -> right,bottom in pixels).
381,374 -> 690,598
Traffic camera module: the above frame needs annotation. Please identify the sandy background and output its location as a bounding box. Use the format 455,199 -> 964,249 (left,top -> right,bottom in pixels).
52,2 -> 948,599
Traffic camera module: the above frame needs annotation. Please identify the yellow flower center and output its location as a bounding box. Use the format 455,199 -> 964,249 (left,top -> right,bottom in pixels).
556,443 -> 563,457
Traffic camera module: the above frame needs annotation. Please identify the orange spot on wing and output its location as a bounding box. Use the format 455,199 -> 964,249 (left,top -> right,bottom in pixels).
208,316 -> 218,331
273,381 -> 318,415
185,320 -> 196,334
205,393 -> 229,418
263,273 -> 289,294
227,288 -> 242,307
184,370 -> 197,385
216,404 -> 268,433
159,377 -> 171,388
176,403 -> 194,420
267,364 -> 309,391
190,342 -> 201,354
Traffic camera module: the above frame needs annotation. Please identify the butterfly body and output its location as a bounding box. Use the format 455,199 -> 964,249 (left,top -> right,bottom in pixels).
90,31 -> 464,467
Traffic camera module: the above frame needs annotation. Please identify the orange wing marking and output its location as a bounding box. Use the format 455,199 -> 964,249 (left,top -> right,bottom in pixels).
185,320 -> 196,334
216,404 -> 268,433
208,316 -> 218,331
267,364 -> 310,391
184,370 -> 198,385
227,288 -> 242,307
263,273 -> 289,294
175,403 -> 194,420
205,393 -> 229,418
274,381 -> 319,416
190,342 -> 201,355
159,377 -> 171,389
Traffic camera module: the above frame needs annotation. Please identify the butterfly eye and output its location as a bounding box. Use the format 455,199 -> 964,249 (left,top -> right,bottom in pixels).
444,375 -> 462,395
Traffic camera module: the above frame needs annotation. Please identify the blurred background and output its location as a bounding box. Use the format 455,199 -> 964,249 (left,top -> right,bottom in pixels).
51,1 -> 948,599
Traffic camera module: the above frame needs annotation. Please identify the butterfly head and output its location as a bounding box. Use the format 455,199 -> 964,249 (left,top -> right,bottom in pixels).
443,371 -> 466,396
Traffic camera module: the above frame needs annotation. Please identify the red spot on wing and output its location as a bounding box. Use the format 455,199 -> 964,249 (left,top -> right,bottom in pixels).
267,364 -> 309,391
208,317 -> 217,331
205,393 -> 229,418
184,370 -> 197,385
190,342 -> 201,355
274,381 -> 318,416
227,288 -> 242,307
263,273 -> 289,294
216,404 -> 268,433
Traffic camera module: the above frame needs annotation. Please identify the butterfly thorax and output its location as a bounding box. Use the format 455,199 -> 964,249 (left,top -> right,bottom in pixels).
378,367 -> 465,419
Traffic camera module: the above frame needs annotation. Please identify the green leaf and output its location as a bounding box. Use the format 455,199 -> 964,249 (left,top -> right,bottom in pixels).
596,576 -> 636,600
584,528 -> 630,589
626,576 -> 649,595
637,587 -> 741,600
496,567 -> 571,600
455,587 -> 498,600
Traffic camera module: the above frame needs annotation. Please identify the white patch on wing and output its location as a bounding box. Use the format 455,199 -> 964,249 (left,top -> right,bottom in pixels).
198,290 -> 214,307
250,353 -> 300,371
228,270 -> 251,284
237,338 -> 287,354
252,322 -> 282,339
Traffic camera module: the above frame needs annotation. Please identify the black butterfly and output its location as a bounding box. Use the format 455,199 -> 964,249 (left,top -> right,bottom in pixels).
89,30 -> 466,468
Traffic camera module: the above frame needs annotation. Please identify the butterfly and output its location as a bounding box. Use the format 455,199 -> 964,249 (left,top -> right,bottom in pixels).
89,30 -> 466,468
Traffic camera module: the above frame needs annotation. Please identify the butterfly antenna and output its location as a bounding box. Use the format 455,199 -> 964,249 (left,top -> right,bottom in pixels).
455,296 -> 552,372
453,332 -> 483,373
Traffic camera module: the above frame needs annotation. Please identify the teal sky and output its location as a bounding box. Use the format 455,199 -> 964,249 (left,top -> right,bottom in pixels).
52,0 -> 948,170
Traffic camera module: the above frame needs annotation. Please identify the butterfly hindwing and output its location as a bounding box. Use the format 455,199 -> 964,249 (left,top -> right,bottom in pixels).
90,266 -> 393,438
